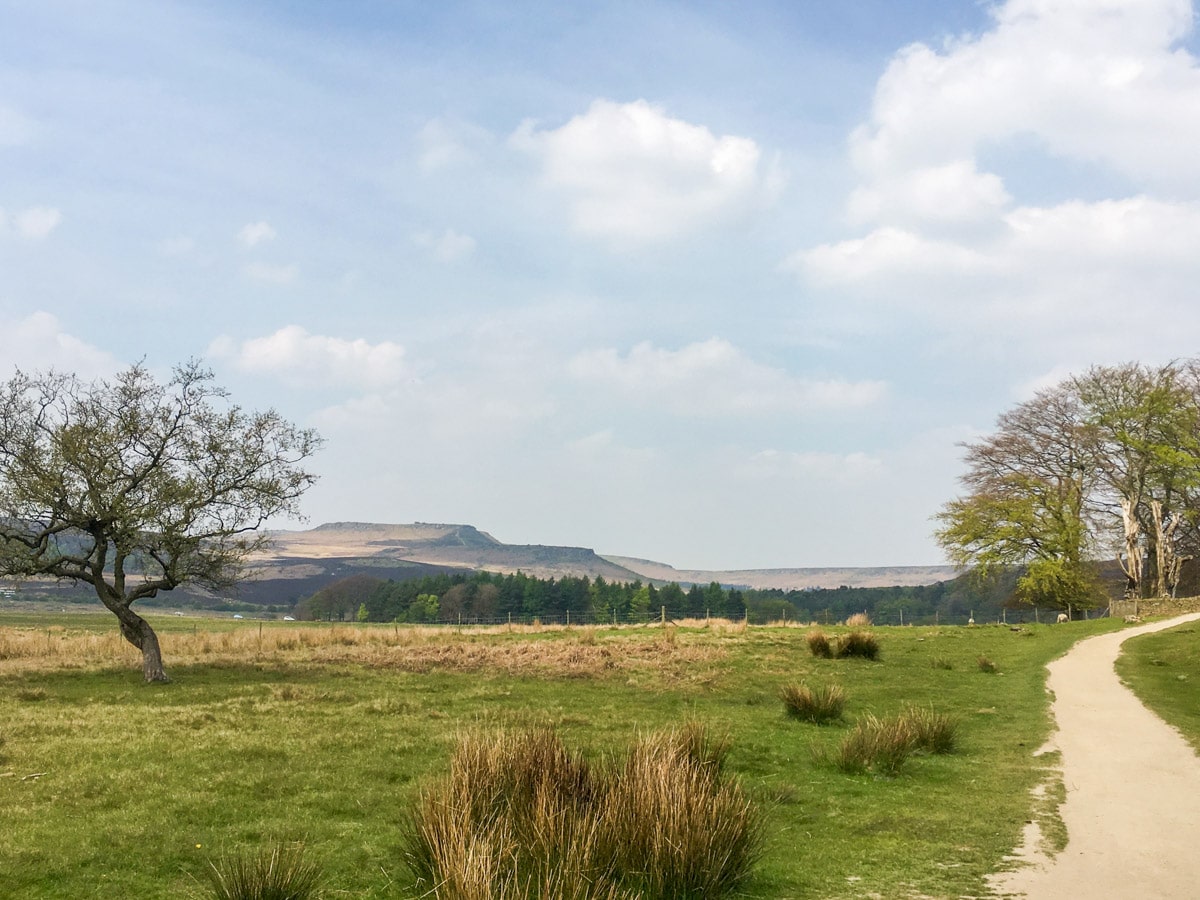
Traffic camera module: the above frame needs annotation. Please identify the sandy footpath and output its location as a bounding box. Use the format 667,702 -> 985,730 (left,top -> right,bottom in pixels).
989,612 -> 1200,899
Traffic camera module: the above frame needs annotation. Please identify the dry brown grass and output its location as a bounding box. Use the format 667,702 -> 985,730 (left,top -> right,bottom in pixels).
0,622 -> 727,680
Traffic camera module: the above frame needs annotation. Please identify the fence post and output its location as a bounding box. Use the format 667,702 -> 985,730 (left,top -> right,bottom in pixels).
661,606 -> 666,627
566,610 -> 570,626
899,608 -> 904,626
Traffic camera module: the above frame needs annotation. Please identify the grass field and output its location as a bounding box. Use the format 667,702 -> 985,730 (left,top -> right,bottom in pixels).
1117,620 -> 1200,753
0,611 -> 1126,898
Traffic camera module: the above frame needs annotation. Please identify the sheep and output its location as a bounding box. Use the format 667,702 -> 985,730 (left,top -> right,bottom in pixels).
1056,612 -> 1069,624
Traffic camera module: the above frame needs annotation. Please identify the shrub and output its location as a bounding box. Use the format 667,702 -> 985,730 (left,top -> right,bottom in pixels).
977,655 -> 997,673
904,706 -> 959,755
836,631 -> 880,660
844,612 -> 872,627
780,683 -> 846,724
206,842 -> 323,900
403,724 -> 762,899
831,714 -> 916,777
805,629 -> 833,659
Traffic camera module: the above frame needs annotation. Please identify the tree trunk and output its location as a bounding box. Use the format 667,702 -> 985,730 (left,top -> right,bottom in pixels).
97,590 -> 169,682
1119,497 -> 1143,597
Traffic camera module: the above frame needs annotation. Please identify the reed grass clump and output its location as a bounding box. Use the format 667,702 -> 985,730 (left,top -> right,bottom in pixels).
805,629 -> 833,659
824,703 -> 959,777
403,723 -> 762,899
844,612 -> 872,627
905,706 -> 959,755
977,655 -> 998,673
780,683 -> 846,724
836,631 -> 880,660
205,842 -> 323,900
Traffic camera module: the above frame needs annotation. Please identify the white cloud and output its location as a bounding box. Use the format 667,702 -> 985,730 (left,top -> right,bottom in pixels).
210,325 -> 408,389
0,312 -> 116,377
789,0 -> 1200,361
1,206 -> 62,240
569,338 -> 886,416
513,99 -> 776,242
242,262 -> 297,284
850,0 -> 1200,191
238,221 -> 276,247
413,228 -> 476,263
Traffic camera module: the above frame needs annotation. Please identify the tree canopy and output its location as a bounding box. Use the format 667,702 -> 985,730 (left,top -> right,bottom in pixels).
936,360 -> 1200,607
0,361 -> 320,681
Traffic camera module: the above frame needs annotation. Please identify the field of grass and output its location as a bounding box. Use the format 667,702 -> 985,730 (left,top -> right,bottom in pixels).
1117,621 -> 1200,752
0,611 -> 1125,898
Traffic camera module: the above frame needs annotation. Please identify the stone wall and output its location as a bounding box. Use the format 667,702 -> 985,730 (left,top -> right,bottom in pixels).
1110,596 -> 1200,619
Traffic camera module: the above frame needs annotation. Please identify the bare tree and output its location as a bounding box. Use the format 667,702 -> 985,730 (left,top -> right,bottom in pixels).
0,361 -> 320,681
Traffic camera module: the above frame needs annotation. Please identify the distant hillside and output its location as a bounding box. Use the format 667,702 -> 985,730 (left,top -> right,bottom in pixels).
602,556 -> 958,590
258,522 -> 646,583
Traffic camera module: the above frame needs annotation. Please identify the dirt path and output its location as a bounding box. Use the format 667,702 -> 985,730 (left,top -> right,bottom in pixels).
989,613 -> 1200,899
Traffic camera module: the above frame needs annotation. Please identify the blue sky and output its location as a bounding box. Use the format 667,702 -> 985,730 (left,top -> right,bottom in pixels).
4,0 -> 1200,568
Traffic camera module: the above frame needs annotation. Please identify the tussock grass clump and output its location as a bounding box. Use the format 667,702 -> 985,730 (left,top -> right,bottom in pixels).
780,683 -> 846,724
836,631 -> 880,660
825,706 -> 958,776
905,706 -> 959,755
805,629 -> 833,659
206,842 -> 323,900
844,612 -> 872,627
404,723 -> 762,899
831,714 -> 916,777
977,655 -> 998,673
930,656 -> 953,670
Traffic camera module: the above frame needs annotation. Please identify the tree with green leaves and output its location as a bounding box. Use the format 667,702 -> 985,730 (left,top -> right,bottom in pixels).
938,360 -> 1200,605
0,362 -> 320,681
935,383 -> 1106,611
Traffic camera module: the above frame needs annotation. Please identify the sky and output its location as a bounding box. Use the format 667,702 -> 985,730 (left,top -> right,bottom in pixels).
3,0 -> 1200,570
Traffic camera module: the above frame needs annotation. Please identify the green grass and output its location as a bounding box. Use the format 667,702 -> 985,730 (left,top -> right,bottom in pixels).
0,612 -> 1126,898
1117,622 -> 1200,751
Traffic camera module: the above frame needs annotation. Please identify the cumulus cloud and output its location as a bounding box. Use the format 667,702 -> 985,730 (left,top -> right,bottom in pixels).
413,228 -> 476,263
238,221 -> 276,247
850,0 -> 1200,193
513,99 -> 777,241
569,338 -> 886,416
789,0 -> 1200,360
0,312 -> 116,376
0,206 -> 62,239
210,325 -> 408,389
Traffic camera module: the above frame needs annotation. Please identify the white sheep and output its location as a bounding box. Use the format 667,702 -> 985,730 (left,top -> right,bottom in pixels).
1056,612 -> 1068,624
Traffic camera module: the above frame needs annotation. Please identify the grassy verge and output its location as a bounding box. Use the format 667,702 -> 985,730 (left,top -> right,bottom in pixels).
0,613 -> 1122,898
1116,621 -> 1200,752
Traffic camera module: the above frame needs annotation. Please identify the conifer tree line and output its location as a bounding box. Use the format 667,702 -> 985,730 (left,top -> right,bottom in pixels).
298,569 -> 995,626
936,360 -> 1200,607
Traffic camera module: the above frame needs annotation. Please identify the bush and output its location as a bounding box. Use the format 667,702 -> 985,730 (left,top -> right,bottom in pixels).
836,631 -> 880,660
206,842 -> 322,900
805,629 -> 833,659
403,723 -> 763,899
977,655 -> 998,673
780,683 -> 846,724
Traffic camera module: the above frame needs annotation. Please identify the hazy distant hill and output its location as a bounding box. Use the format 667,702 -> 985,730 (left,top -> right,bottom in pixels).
254,522 -> 956,593
601,556 -> 957,590
257,522 -> 647,583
